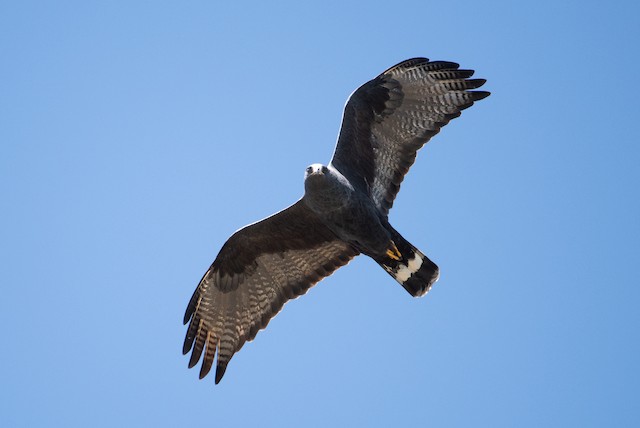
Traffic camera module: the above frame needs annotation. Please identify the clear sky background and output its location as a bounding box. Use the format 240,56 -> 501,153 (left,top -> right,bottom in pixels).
2,1 -> 639,427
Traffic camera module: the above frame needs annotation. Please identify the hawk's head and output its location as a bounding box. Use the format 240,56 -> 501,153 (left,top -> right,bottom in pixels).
303,163 -> 348,214
304,163 -> 329,178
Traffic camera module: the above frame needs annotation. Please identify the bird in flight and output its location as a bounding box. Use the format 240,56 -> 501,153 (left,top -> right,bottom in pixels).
183,57 -> 489,383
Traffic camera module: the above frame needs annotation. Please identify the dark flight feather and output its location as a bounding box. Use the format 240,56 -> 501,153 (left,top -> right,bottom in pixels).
183,200 -> 359,383
331,57 -> 490,215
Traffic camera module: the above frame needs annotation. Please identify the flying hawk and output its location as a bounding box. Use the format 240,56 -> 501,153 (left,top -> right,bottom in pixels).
183,57 -> 489,383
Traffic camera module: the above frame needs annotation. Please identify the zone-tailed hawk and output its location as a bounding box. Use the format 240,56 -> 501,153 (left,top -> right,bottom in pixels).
183,57 -> 489,383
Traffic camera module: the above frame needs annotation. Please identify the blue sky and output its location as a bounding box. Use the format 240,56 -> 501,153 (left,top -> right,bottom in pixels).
2,1 -> 639,426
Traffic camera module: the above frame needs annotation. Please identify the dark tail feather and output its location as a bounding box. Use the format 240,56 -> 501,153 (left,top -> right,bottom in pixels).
375,229 -> 439,297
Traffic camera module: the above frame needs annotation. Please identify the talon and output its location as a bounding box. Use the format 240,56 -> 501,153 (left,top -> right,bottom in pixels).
386,242 -> 401,261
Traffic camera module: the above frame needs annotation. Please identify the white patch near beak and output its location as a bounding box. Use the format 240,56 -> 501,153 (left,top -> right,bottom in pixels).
305,163 -> 325,178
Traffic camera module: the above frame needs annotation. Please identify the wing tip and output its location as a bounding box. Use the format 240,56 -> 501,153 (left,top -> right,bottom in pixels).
182,341 -> 192,356
458,91 -> 491,111
466,78 -> 487,89
182,311 -> 192,325
214,364 -> 228,384
199,363 -> 213,380
187,351 -> 201,369
183,284 -> 202,325
473,90 -> 491,101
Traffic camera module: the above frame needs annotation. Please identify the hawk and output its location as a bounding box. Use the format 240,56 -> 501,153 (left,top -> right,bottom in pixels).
183,57 -> 489,383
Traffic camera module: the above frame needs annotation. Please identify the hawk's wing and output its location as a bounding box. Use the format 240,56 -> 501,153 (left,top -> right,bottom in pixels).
183,200 -> 358,383
330,58 -> 490,216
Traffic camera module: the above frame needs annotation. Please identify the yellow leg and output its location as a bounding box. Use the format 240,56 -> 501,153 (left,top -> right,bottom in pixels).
386,242 -> 402,261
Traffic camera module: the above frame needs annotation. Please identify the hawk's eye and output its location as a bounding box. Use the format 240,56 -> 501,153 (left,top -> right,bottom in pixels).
321,166 -> 328,174
306,166 -> 313,174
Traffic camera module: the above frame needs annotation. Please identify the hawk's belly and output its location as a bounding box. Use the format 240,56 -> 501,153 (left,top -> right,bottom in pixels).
318,199 -> 391,257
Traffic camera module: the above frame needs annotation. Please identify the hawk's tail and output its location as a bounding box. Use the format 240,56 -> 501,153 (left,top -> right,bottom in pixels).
375,228 -> 439,297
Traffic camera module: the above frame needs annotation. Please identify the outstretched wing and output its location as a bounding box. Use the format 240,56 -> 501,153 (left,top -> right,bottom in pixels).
330,58 -> 490,216
183,200 -> 359,383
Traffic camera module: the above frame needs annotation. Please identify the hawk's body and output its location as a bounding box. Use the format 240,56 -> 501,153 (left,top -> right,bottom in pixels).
183,58 -> 489,383
303,163 -> 438,296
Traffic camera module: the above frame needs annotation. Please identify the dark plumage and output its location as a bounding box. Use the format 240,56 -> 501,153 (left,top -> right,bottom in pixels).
183,57 -> 489,383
